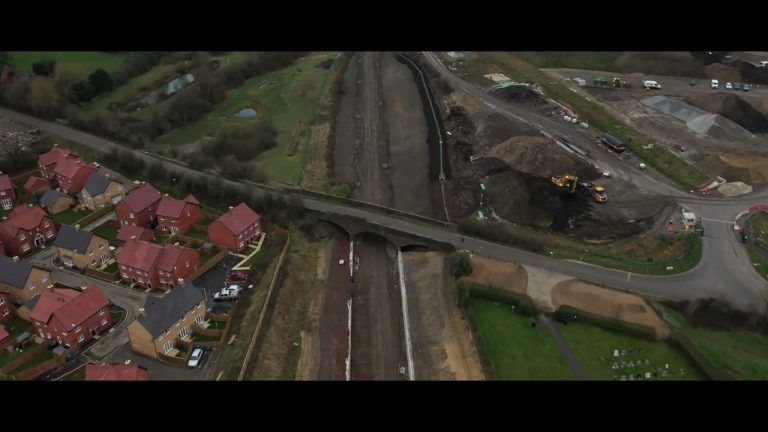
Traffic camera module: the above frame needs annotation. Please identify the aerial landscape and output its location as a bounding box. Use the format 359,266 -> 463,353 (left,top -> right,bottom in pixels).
1,50 -> 768,381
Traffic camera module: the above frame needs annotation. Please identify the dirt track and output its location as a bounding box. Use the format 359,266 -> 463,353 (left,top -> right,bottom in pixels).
402,251 -> 484,380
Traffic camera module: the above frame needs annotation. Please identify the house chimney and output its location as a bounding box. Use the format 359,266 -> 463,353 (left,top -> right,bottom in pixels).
12,256 -> 19,263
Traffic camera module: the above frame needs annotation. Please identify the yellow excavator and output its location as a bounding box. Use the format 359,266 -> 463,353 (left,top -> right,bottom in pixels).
551,174 -> 608,203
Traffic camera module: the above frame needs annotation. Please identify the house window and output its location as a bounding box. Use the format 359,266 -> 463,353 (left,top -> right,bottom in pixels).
0,297 -> 4,305
185,260 -> 189,268
43,221 -> 50,228
22,243 -> 30,252
121,273 -> 129,279
129,213 -> 134,219
91,259 -> 96,266
42,276 -> 48,283
179,327 -> 190,339
99,243 -> 104,250
46,230 -> 54,238
89,250 -> 94,256
75,326 -> 81,333
101,318 -> 108,326
186,211 -> 190,217
195,315 -> 204,324
77,334 -> 85,343
98,309 -> 105,316
163,340 -> 173,353
19,234 -> 26,241
2,310 -> 8,317
29,283 -> 36,290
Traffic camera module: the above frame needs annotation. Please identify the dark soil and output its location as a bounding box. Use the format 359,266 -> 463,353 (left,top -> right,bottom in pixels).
318,59 -> 335,69
490,85 -> 545,105
686,93 -> 768,134
472,157 -> 509,177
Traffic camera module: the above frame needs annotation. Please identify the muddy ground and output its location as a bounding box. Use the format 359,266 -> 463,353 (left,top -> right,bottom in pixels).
402,250 -> 484,380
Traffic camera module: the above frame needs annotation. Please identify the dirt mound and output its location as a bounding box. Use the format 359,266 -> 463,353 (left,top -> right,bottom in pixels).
474,112 -> 539,150
551,280 -> 670,338
704,63 -> 742,82
729,60 -> 768,85
488,136 -> 599,179
490,85 -> 545,105
716,153 -> 768,184
614,52 -> 706,77
463,256 -> 527,294
472,156 -> 510,177
685,93 -> 768,133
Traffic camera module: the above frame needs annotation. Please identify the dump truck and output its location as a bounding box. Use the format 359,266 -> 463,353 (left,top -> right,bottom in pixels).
551,175 -> 579,192
577,181 -> 609,203
612,77 -> 631,88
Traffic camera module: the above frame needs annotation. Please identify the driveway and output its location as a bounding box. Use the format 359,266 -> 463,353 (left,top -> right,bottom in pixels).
102,344 -> 221,381
193,254 -> 242,309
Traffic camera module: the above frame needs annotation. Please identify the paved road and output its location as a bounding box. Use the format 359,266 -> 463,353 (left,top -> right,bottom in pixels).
2,104 -> 767,310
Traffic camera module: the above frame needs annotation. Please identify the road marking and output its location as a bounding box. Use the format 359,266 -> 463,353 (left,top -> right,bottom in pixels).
346,297 -> 352,381
396,250 -> 415,381
627,272 -> 632,282
700,217 -> 735,224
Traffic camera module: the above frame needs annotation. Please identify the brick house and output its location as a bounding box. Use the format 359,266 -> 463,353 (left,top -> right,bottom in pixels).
0,205 -> 56,256
116,240 -> 200,291
30,286 -> 112,350
38,146 -> 82,181
0,290 -> 11,323
54,225 -> 112,270
54,158 -> 98,195
85,363 -> 149,381
156,195 -> 201,236
127,282 -> 205,360
23,175 -> 51,196
0,241 -> 4,257
207,203 -> 263,253
79,171 -> 126,211
0,324 -> 11,352
0,255 -> 53,304
39,190 -> 74,215
0,173 -> 16,210
116,183 -> 162,229
116,225 -> 154,245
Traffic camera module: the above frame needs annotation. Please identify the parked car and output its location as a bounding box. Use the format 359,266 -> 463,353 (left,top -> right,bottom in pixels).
733,83 -> 742,90
227,270 -> 248,282
207,304 -> 230,315
743,84 -> 751,92
725,82 -> 733,90
214,285 -> 241,301
711,79 -> 719,89
689,80 -> 697,86
188,347 -> 204,368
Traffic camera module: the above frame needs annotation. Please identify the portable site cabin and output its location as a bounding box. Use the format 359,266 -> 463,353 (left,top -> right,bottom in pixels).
601,133 -> 627,153
682,212 -> 697,226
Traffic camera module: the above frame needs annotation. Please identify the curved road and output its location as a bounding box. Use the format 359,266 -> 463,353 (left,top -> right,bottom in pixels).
1,90 -> 766,310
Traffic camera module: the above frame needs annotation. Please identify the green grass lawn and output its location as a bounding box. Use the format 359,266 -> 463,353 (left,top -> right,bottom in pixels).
200,252 -> 216,266
558,321 -> 703,380
111,307 -> 125,325
8,52 -> 125,74
0,350 -> 24,368
9,349 -> 55,375
156,52 -> 338,185
187,229 -> 207,241
750,212 -> 768,242
153,235 -> 170,245
59,366 -> 86,381
516,52 -> 622,72
467,300 -> 572,380
208,320 -> 228,330
53,208 -> 94,226
93,224 -> 120,244
745,246 -> 768,282
3,317 -> 32,338
192,333 -> 221,342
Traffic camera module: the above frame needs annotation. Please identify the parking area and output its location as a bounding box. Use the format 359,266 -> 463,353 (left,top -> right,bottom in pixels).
194,255 -> 243,312
102,344 -> 221,381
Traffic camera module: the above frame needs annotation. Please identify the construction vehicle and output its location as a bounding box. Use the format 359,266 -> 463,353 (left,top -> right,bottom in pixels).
592,77 -> 610,87
552,175 -> 609,203
612,77 -> 631,88
551,175 -> 579,192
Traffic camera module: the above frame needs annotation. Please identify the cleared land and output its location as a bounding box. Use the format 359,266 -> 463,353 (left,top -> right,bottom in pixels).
462,255 -> 527,295
8,52 -> 124,74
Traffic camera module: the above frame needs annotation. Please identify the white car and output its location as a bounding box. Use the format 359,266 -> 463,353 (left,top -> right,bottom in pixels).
602,171 -> 611,178
214,285 -> 241,301
725,82 -> 733,90
188,348 -> 204,368
710,79 -> 719,89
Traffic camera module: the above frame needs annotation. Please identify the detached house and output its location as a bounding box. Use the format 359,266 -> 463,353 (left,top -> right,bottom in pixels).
0,173 -> 16,210
116,240 -> 200,291
23,175 -> 51,196
30,286 -> 112,349
0,290 -> 11,322
39,190 -> 74,215
116,183 -> 162,228
38,146 -> 82,181
156,195 -> 201,236
0,255 -> 53,304
0,205 -> 56,256
54,158 -> 98,195
54,225 -> 112,270
207,203 -> 263,253
127,282 -> 205,360
80,171 -> 125,211
85,363 -> 149,381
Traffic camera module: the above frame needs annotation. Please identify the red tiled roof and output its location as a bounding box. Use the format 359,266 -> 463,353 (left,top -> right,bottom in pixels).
54,158 -> 96,180
117,239 -> 163,271
156,197 -> 185,219
184,194 -> 199,205
0,174 -> 12,191
29,288 -> 81,324
156,243 -> 185,272
122,184 -> 162,213
0,324 -> 9,341
117,225 -> 154,243
2,206 -> 48,234
38,147 -> 74,166
216,203 -> 261,235
85,364 -> 149,381
23,176 -> 50,192
54,287 -> 109,329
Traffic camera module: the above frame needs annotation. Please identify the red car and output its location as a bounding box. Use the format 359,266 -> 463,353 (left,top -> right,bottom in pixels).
227,270 -> 249,282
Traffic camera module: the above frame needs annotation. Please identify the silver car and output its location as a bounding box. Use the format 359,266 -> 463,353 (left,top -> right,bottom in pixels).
188,348 -> 204,368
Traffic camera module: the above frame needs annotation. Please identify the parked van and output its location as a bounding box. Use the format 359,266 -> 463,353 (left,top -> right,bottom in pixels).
642,80 -> 661,89
711,79 -> 719,89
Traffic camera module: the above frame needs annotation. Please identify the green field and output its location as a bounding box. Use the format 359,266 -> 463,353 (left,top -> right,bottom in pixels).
558,321 -> 703,381
53,208 -> 94,225
8,52 -> 125,75
93,223 -> 119,244
467,300 -> 572,380
515,52 -> 622,72
156,52 -> 338,185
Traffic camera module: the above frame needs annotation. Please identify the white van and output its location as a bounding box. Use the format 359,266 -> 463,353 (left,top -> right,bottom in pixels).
711,79 -> 719,89
643,80 -> 661,89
